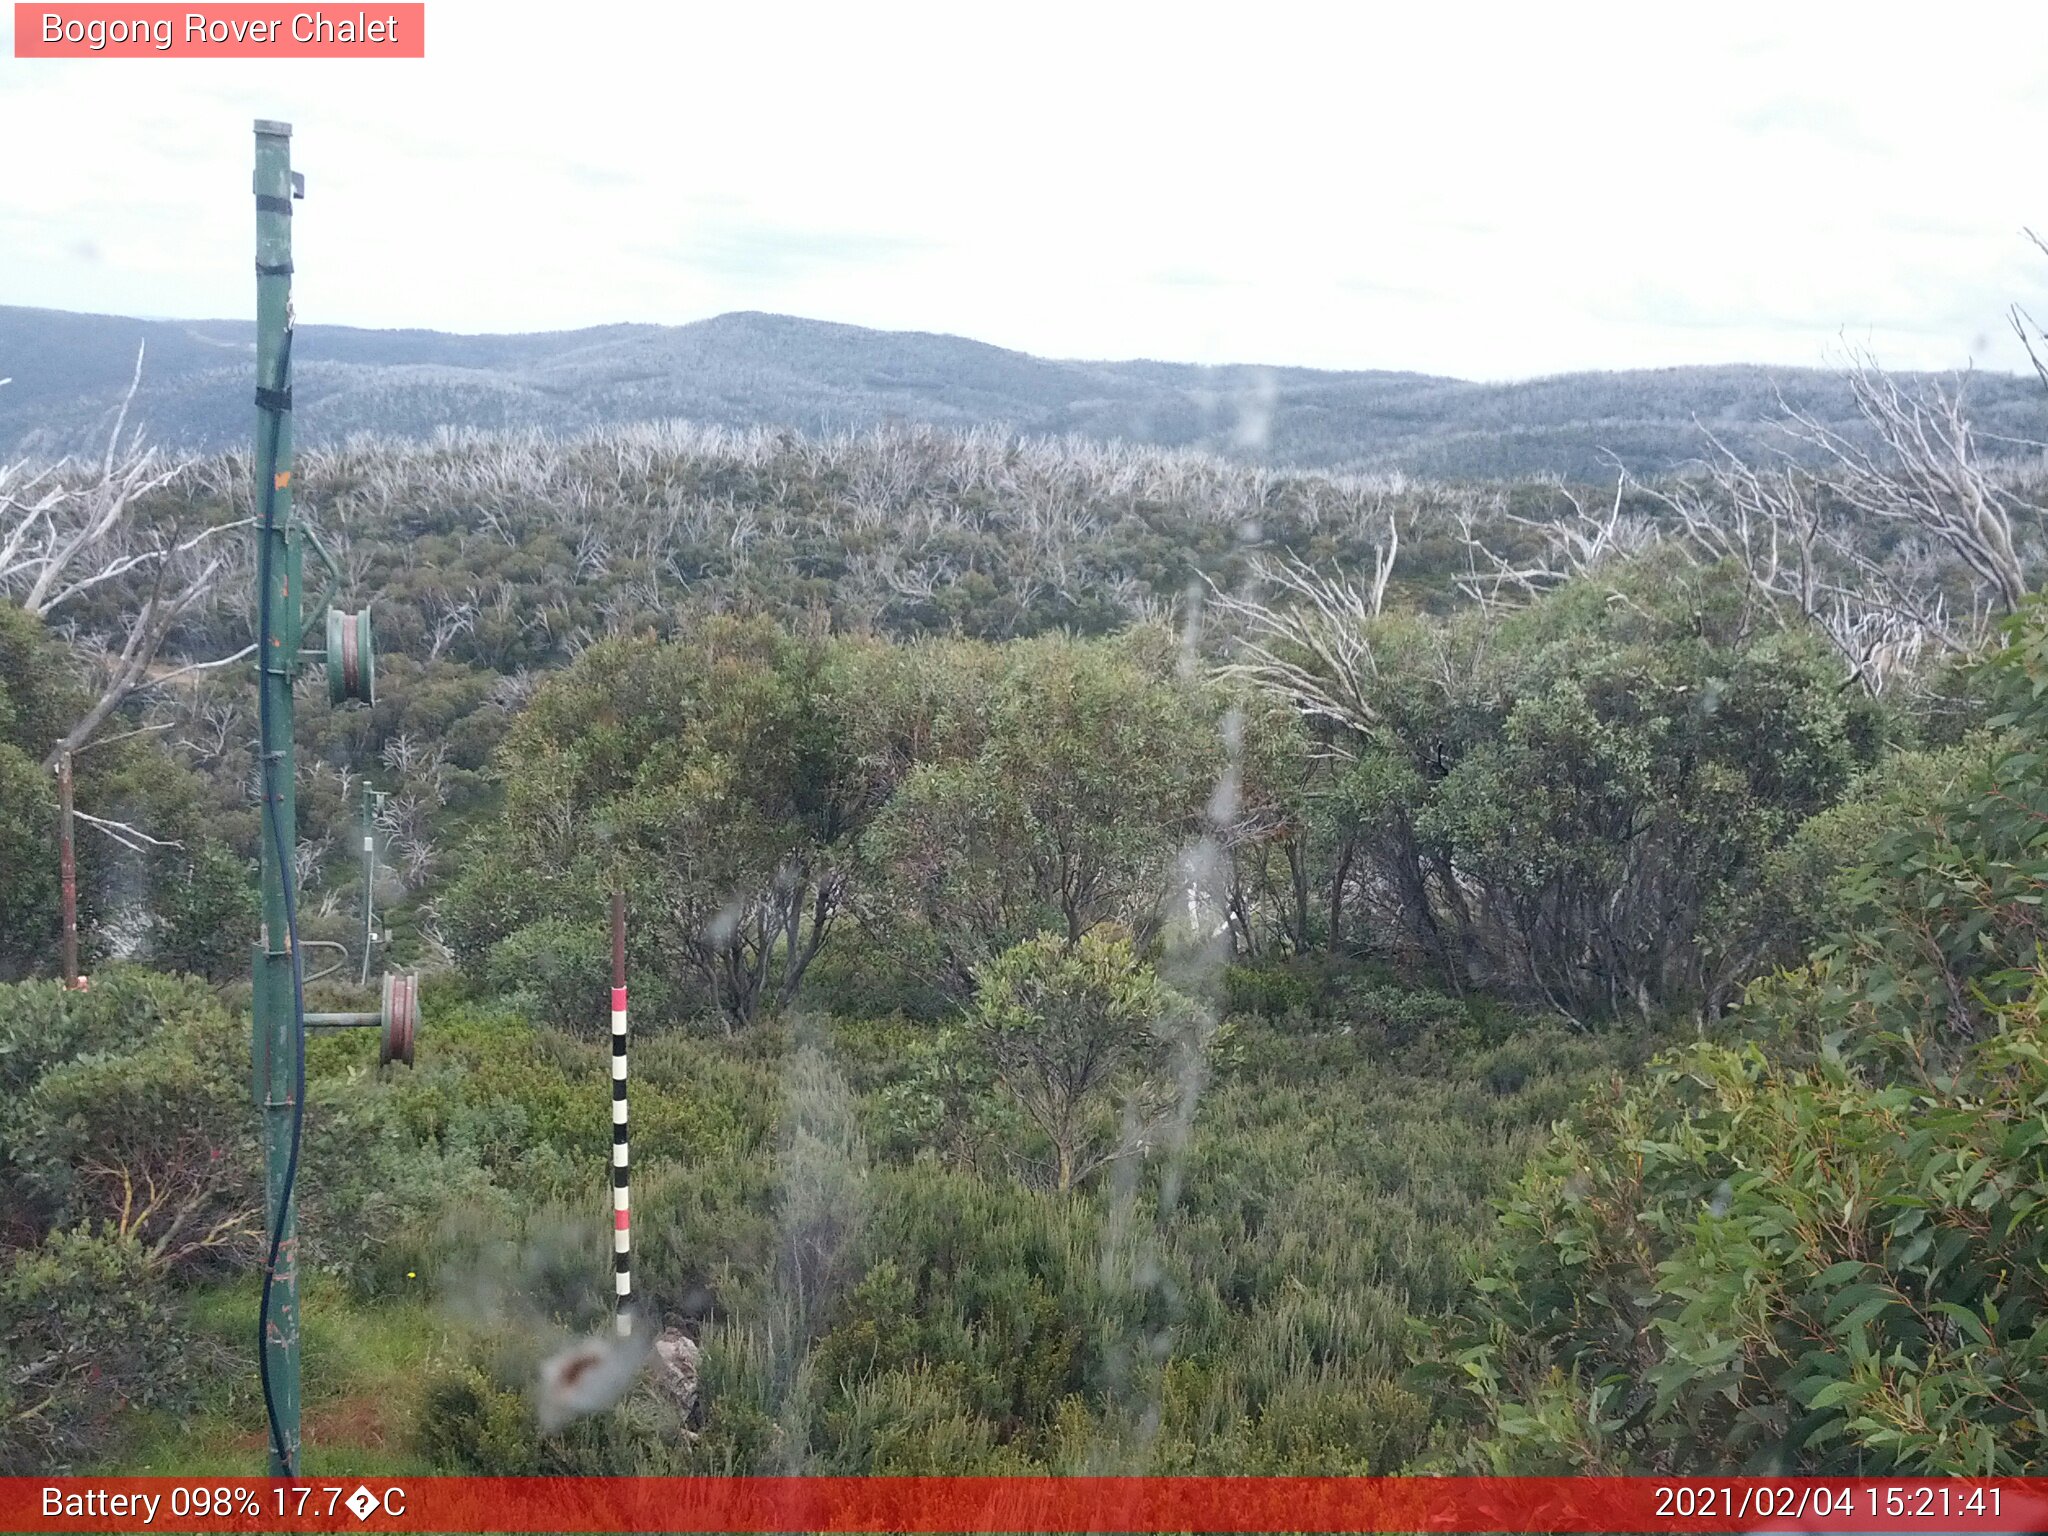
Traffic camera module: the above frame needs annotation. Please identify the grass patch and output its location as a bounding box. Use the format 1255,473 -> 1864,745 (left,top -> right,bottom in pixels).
103,1274 -> 461,1475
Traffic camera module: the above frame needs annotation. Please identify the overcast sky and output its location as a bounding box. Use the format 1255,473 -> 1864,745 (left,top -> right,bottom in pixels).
3,3 -> 2044,381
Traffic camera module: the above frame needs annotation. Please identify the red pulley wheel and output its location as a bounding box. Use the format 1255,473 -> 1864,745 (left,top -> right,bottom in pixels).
380,971 -> 417,1066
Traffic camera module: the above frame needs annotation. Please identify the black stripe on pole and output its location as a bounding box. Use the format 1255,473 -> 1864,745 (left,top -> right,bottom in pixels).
610,883 -> 632,1334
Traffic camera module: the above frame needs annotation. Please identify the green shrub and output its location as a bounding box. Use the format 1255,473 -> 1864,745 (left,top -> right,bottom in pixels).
1224,963 -> 1325,1019
299,1083 -> 503,1296
1452,1016 -> 2048,1475
1333,980 -> 1469,1050
1719,745 -> 1976,992
1244,1374 -> 1431,1474
812,1364 -> 1029,1473
968,928 -> 1213,1193
798,935 -> 955,1023
413,1363 -> 542,1473
0,1229 -> 202,1473
149,840 -> 257,983
483,917 -> 611,1039
0,967 -> 224,1105
1451,602 -> 2048,1475
0,744 -> 57,983
4,970 -> 259,1279
415,1338 -> 707,1475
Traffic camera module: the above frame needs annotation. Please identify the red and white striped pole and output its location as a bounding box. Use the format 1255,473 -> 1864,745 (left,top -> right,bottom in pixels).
610,886 -> 632,1338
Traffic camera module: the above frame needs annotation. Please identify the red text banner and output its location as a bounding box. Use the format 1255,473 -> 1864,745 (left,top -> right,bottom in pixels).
9,1477 -> 2048,1533
14,4 -> 425,57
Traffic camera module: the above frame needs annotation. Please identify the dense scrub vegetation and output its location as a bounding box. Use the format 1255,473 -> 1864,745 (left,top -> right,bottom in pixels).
1,960 -> 1629,1474
7,400 -> 2048,1476
1448,609 -> 2048,1473
0,604 -> 252,983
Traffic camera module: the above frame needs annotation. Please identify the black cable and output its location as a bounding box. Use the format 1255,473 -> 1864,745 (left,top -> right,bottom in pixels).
254,324 -> 304,1477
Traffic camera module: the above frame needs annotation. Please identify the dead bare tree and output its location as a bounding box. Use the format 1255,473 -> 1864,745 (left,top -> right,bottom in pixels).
489,668 -> 542,711
1451,336 -> 2043,698
176,698 -> 243,764
2010,228 -> 2048,395
1647,439 -> 1971,695
882,553 -> 953,605
0,352 -> 255,978
423,585 -> 480,660
0,346 -> 249,769
72,809 -> 184,855
1637,343 -> 2044,694
1454,476 -> 1657,609
1205,536 -> 1399,739
1779,353 -> 2033,615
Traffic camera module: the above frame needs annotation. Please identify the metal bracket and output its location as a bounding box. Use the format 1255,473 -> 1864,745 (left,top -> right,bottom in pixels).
297,519 -> 345,629
298,938 -> 349,984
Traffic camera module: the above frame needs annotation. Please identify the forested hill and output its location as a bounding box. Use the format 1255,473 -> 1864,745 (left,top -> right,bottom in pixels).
5,303 -> 2042,481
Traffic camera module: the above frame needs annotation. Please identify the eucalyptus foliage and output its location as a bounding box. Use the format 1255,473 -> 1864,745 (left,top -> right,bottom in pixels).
1451,600 -> 2048,1473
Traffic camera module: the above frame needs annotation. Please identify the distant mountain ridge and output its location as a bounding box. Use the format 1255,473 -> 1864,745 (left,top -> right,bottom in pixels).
2,304 -> 2041,482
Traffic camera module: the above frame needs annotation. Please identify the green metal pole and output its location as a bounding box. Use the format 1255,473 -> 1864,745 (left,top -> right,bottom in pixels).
250,116 -> 301,1477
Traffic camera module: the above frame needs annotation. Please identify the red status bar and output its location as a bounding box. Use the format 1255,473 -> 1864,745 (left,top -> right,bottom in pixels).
11,1477 -> 2048,1533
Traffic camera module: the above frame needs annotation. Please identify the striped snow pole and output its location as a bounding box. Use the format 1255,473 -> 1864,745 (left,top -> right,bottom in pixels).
610,887 -> 632,1338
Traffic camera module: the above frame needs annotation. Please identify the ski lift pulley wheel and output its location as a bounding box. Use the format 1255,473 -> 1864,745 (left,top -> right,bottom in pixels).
380,970 -> 418,1066
327,608 -> 376,706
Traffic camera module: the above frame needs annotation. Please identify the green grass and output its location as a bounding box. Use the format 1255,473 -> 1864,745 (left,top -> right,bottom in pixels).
104,1274 -> 460,1475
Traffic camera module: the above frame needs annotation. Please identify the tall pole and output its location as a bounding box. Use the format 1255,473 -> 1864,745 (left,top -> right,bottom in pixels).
56,749 -> 78,987
250,117 -> 302,1477
358,784 -> 381,986
611,886 -> 633,1337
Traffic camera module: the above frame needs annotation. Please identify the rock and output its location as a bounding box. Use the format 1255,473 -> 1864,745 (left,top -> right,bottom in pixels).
654,1327 -> 700,1424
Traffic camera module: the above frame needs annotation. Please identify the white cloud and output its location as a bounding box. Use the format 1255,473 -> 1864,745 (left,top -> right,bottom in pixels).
2,1 -> 2044,378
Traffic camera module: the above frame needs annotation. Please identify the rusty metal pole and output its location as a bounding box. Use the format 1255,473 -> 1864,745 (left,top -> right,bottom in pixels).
56,749 -> 77,987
